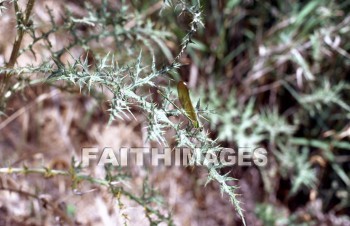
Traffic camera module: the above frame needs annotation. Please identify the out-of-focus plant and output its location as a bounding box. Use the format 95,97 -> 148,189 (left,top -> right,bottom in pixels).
178,0 -> 350,224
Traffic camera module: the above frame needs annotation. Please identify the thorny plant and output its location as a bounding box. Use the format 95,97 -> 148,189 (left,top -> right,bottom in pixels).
0,0 -> 248,225
0,162 -> 175,225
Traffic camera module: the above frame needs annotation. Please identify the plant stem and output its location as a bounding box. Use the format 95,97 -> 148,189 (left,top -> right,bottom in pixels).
0,0 -> 36,108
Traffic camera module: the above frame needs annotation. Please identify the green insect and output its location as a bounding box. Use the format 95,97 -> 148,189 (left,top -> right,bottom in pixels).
157,81 -> 201,129
177,81 -> 200,128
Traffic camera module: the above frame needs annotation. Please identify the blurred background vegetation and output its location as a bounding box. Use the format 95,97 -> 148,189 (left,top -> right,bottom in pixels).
177,0 -> 350,224
0,0 -> 349,225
